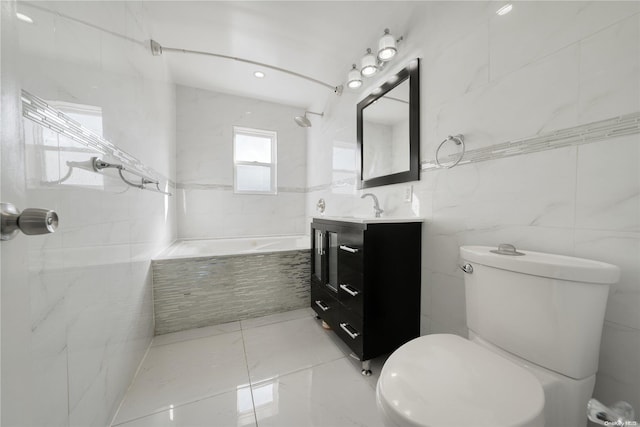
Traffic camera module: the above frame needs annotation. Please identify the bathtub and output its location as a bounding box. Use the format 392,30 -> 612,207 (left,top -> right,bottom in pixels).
151,235 -> 311,335
155,235 -> 311,260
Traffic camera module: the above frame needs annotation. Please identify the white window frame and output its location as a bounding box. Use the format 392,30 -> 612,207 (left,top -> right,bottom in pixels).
233,126 -> 277,195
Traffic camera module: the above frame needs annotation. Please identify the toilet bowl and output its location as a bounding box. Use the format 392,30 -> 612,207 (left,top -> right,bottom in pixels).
376,245 -> 620,427
377,334 -> 545,427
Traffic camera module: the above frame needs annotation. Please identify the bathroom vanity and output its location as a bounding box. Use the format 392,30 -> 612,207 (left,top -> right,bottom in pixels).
310,217 -> 422,375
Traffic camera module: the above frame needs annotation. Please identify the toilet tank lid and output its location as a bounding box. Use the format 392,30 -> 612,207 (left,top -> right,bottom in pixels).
460,246 -> 620,284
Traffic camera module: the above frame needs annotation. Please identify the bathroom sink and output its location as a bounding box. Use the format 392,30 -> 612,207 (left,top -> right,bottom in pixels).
317,216 -> 424,224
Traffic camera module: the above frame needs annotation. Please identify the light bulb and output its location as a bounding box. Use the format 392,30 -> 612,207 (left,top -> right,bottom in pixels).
496,4 -> 513,15
361,48 -> 379,77
16,12 -> 33,24
377,29 -> 397,62
347,64 -> 362,89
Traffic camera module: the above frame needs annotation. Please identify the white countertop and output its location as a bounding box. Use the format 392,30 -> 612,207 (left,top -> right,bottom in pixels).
314,216 -> 425,224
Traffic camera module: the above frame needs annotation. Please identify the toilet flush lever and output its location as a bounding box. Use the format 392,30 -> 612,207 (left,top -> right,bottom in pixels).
1,202 -> 59,241
460,263 -> 473,274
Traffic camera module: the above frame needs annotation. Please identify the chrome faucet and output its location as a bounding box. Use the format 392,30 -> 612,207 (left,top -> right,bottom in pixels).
361,193 -> 384,218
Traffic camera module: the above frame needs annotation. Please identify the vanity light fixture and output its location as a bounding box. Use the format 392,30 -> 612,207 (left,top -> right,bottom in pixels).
16,12 -> 34,24
347,64 -> 363,89
253,71 -> 265,78
496,4 -> 513,15
361,48 -> 379,77
346,28 -> 403,90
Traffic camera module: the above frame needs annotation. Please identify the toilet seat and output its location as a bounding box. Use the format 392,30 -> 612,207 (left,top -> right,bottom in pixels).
376,334 -> 545,427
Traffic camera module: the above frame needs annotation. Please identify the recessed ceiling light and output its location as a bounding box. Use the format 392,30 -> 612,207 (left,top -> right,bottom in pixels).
16,12 -> 34,24
253,71 -> 265,78
496,4 -> 513,16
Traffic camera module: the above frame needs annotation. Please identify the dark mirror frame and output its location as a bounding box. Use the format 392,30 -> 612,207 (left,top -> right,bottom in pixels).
357,58 -> 420,189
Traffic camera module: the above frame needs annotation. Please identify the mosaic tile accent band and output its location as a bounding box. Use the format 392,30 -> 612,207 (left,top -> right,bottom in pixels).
422,112 -> 640,171
309,112 -> 640,190
152,250 -> 310,335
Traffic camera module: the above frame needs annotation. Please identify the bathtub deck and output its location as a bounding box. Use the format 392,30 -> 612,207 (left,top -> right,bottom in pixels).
112,308 -> 388,427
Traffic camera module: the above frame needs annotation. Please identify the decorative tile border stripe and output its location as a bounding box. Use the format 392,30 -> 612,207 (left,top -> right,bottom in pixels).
422,112 -> 640,171
307,176 -> 357,193
176,182 -> 307,193
21,90 -> 171,185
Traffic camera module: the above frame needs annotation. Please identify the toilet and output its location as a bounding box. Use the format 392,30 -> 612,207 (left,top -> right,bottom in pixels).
376,245 -> 620,427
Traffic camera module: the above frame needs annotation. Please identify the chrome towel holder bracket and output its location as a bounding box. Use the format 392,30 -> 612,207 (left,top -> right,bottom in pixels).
435,134 -> 465,169
92,157 -> 172,195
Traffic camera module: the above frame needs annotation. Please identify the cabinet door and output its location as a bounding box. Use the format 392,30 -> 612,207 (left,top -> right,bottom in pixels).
311,227 -> 325,285
325,230 -> 339,293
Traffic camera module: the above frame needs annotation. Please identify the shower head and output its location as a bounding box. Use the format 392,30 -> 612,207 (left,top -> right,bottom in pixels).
294,111 -> 323,128
294,115 -> 312,127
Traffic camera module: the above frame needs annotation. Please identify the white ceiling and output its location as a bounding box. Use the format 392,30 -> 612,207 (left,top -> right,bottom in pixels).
144,1 -> 423,109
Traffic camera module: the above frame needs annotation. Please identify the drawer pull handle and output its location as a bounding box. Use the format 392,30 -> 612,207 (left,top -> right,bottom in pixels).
339,245 -> 359,254
314,300 -> 330,312
339,322 -> 360,339
339,283 -> 359,297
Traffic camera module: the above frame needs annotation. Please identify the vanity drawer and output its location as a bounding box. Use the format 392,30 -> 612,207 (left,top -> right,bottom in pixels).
338,229 -> 364,271
335,309 -> 363,357
311,283 -> 338,326
338,269 -> 364,318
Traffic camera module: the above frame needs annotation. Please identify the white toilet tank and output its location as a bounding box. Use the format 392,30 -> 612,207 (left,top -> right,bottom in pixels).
460,245 -> 620,380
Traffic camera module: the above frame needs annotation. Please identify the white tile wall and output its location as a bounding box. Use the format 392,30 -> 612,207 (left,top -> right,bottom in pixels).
306,1 -> 640,412
176,85 -> 307,239
5,1 -> 177,426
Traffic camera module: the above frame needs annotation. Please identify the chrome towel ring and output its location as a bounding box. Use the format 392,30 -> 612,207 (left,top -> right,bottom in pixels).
435,134 -> 465,169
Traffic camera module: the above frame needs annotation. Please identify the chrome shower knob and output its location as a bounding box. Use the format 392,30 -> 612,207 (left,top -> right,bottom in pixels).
18,208 -> 58,235
1,202 -> 59,241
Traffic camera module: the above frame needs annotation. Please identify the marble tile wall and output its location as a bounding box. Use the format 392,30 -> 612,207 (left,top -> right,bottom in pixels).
176,86 -> 308,239
3,1 -> 177,426
306,1 -> 640,412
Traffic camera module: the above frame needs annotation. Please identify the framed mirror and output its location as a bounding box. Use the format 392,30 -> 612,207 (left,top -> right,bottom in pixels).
357,59 -> 420,189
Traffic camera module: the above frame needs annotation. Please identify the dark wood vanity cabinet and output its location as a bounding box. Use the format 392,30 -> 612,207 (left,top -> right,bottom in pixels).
310,218 -> 422,374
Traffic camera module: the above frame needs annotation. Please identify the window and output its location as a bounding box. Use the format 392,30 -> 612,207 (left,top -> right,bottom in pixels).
233,127 -> 277,194
25,100 -> 105,189
332,141 -> 357,194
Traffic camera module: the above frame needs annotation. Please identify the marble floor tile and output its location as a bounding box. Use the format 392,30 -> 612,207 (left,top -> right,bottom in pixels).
114,388 -> 257,427
114,331 -> 249,425
242,316 -> 345,383
240,307 -> 315,330
114,309 -> 388,427
253,358 -> 384,427
152,321 -> 241,347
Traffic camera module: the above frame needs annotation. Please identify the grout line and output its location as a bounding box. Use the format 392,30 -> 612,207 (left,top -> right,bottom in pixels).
65,345 -> 71,424
246,353 -> 348,388
150,324 -> 242,348
150,309 -> 314,349
572,144 -> 580,256
239,326 -> 259,427
239,310 -> 315,332
109,338 -> 155,427
110,386 -> 238,427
